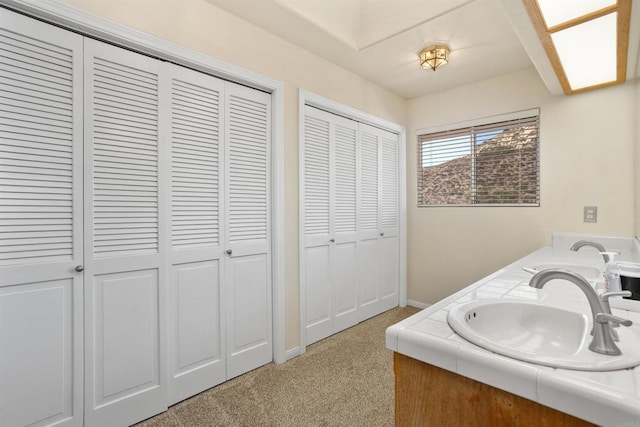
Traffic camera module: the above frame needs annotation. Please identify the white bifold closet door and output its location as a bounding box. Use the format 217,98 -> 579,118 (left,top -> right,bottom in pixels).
167,63 -> 272,403
0,9 -> 273,425
358,123 -> 399,320
83,38 -> 167,427
223,83 -> 272,380
303,106 -> 359,345
378,125 -> 400,312
302,107 -> 399,346
166,64 -> 226,404
0,10 -> 84,427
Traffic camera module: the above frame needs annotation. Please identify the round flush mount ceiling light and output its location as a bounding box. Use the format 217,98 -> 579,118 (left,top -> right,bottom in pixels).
420,45 -> 450,71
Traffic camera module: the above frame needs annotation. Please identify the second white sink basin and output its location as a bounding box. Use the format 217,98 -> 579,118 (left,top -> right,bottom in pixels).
447,299 -> 640,371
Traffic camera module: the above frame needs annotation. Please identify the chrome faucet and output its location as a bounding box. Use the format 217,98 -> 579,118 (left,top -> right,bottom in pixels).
529,269 -> 632,356
569,240 -> 611,263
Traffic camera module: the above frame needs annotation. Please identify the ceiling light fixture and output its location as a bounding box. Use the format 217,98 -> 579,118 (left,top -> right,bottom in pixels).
420,45 -> 450,71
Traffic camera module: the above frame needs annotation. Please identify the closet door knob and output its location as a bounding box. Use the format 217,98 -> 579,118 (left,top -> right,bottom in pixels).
329,239 -> 335,243
226,249 -> 232,255
75,265 -> 84,272
380,233 -> 384,237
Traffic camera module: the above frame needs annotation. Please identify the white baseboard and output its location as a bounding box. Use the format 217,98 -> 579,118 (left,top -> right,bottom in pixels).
285,346 -> 301,361
407,299 -> 430,309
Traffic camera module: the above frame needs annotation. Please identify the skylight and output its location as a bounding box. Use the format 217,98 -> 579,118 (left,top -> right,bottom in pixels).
536,0 -> 616,27
524,0 -> 630,94
551,12 -> 618,90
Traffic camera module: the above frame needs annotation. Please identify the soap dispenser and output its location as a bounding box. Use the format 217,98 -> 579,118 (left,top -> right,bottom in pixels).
601,251 -> 621,292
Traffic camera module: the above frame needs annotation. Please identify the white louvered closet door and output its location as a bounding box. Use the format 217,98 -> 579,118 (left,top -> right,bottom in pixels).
0,9 -> 83,427
166,63 -> 226,404
331,114 -> 359,333
84,39 -> 167,427
302,106 -> 359,345
358,123 -> 381,320
358,123 -> 400,319
379,130 -> 400,311
302,107 -> 332,345
224,82 -> 272,379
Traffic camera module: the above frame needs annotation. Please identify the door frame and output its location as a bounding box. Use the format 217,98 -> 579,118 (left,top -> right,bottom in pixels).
298,90 -> 407,355
2,0 -> 287,366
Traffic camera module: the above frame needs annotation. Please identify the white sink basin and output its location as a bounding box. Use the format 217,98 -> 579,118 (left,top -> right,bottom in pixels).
447,299 -> 640,371
529,263 -> 601,280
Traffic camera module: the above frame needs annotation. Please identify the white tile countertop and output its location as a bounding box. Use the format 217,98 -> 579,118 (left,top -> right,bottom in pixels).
387,233 -> 640,427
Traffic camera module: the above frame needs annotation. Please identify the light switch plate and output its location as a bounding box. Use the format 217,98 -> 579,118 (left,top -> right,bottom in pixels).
584,206 -> 597,223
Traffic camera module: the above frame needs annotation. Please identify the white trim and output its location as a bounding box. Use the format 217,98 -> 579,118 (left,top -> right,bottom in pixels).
271,76 -> 286,365
301,90 -> 405,134
398,120 -> 408,309
297,94 -> 308,355
415,107 -> 540,136
285,346 -> 301,361
298,89 -> 408,354
407,300 -> 430,310
3,0 -> 287,365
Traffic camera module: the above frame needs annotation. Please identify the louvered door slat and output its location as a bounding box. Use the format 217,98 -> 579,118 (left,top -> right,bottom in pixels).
94,59 -> 157,84
93,88 -> 155,110
0,27 -> 72,61
94,113 -> 157,130
1,197 -> 70,205
0,148 -> 72,164
91,56 -> 159,256
334,124 -> 357,234
381,133 -> 399,229
360,130 -> 378,231
0,131 -> 71,146
95,98 -> 156,118
0,69 -> 71,99
0,101 -> 72,123
0,98 -> 71,123
0,58 -> 71,88
93,72 -> 157,96
304,113 -> 330,236
0,26 -> 75,265
0,82 -> 72,108
0,137 -> 72,154
0,48 -> 72,79
170,74 -> 221,248
227,93 -> 269,243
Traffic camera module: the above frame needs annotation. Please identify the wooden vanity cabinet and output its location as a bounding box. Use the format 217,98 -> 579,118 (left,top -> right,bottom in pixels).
393,353 -> 595,427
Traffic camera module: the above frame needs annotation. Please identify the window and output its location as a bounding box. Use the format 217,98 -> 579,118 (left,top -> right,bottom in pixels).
417,110 -> 540,207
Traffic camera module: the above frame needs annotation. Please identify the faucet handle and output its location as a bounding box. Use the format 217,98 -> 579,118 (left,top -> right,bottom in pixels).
590,313 -> 630,356
599,251 -> 620,263
600,291 -> 632,302
597,291 -> 632,335
595,313 -> 632,327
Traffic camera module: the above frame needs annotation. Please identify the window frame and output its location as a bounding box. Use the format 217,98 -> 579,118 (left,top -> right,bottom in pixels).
416,108 -> 540,208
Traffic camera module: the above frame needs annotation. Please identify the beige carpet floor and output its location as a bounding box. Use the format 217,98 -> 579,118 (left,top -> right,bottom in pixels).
136,306 -> 420,427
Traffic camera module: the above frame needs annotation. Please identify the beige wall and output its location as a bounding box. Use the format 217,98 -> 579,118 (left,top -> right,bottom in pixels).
59,0 -> 407,351
407,68 -> 637,304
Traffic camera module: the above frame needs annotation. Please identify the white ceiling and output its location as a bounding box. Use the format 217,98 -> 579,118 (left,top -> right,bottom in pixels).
205,0 -> 640,99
